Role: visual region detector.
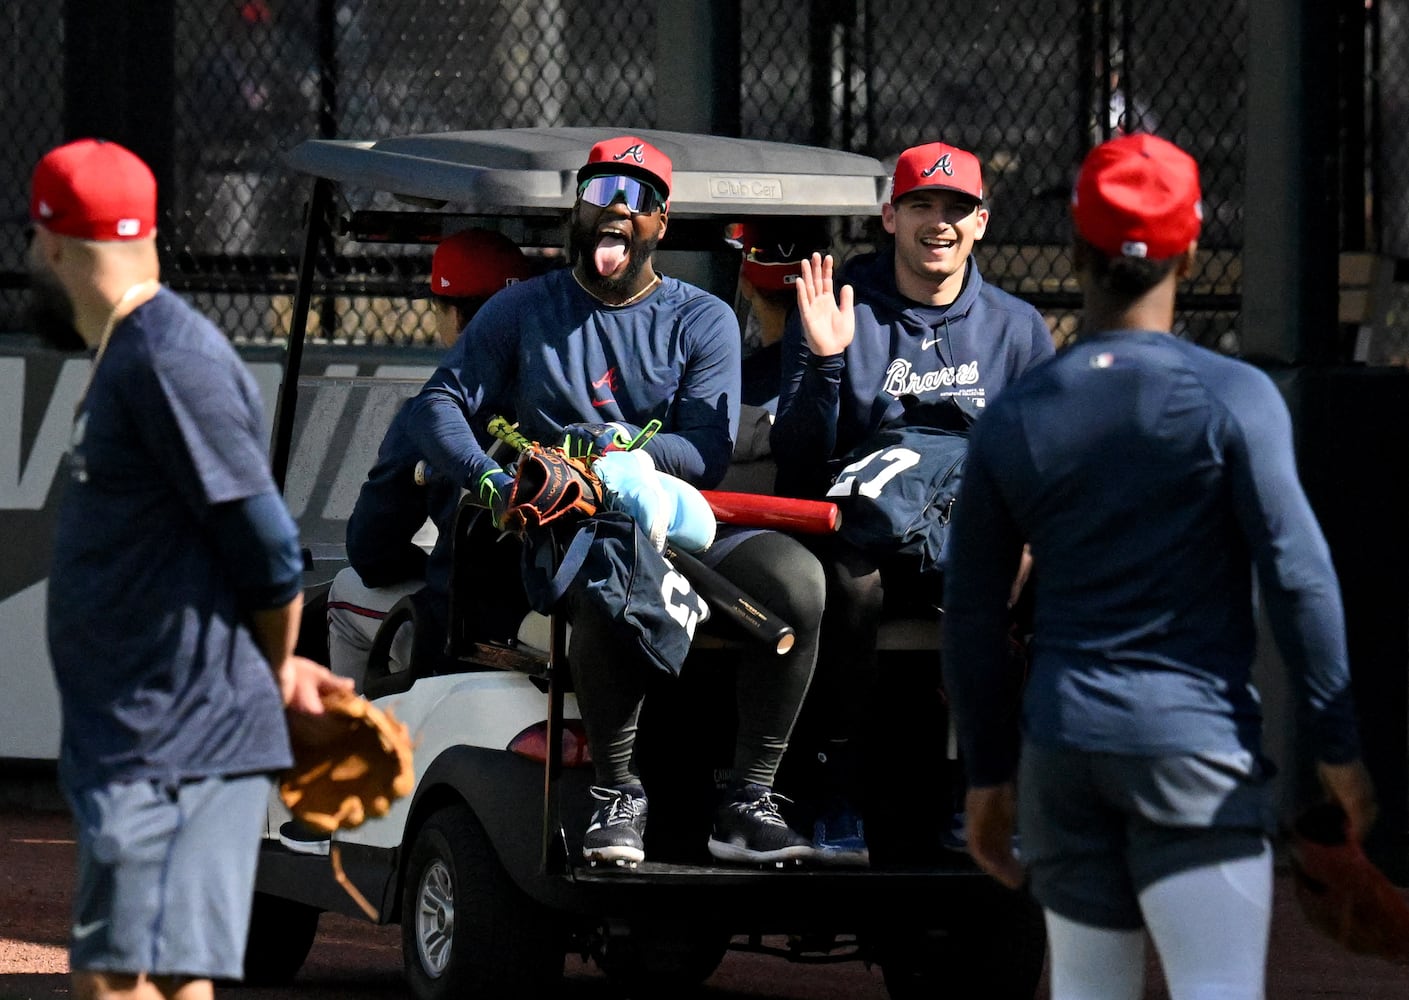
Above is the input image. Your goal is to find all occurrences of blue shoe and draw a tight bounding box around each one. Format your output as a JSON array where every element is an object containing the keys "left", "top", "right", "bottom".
[{"left": 812, "top": 801, "right": 869, "bottom": 867}]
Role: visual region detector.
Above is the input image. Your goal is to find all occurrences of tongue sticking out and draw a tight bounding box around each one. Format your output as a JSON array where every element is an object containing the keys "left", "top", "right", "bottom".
[{"left": 594, "top": 235, "right": 628, "bottom": 277}]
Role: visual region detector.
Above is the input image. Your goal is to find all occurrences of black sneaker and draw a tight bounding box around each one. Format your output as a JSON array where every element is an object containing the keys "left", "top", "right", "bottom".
[
  {"left": 582, "top": 784, "right": 648, "bottom": 866},
  {"left": 278, "top": 819, "right": 331, "bottom": 856},
  {"left": 707, "top": 783, "right": 814, "bottom": 865}
]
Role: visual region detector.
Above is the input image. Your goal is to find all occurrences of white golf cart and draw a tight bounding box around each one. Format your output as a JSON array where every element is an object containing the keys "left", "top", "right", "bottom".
[{"left": 249, "top": 126, "right": 1046, "bottom": 1000}]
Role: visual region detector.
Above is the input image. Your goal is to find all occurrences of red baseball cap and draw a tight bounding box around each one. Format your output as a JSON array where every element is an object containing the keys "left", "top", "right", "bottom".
[
  {"left": 430, "top": 229, "right": 532, "bottom": 299},
  {"left": 725, "top": 219, "right": 830, "bottom": 293},
  {"left": 890, "top": 142, "right": 984, "bottom": 204},
  {"left": 30, "top": 138, "right": 157, "bottom": 241},
  {"left": 578, "top": 135, "right": 672, "bottom": 200},
  {"left": 1071, "top": 133, "right": 1202, "bottom": 260}
]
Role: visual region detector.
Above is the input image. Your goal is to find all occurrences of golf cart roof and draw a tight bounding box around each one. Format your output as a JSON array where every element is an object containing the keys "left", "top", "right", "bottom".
[{"left": 284, "top": 126, "right": 888, "bottom": 217}]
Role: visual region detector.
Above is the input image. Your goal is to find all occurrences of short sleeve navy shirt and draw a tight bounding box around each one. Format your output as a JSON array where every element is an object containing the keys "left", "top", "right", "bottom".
[{"left": 47, "top": 290, "right": 292, "bottom": 790}]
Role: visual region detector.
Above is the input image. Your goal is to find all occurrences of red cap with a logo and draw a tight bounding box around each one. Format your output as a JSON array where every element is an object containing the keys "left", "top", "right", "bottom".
[
  {"left": 1071, "top": 133, "right": 1202, "bottom": 260},
  {"left": 890, "top": 142, "right": 984, "bottom": 204},
  {"left": 430, "top": 229, "right": 532, "bottom": 299},
  {"left": 578, "top": 135, "right": 673, "bottom": 200},
  {"left": 725, "top": 219, "right": 830, "bottom": 294},
  {"left": 30, "top": 138, "right": 157, "bottom": 241}
]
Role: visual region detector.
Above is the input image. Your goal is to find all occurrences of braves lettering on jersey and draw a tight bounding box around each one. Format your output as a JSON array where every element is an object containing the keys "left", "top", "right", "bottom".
[{"left": 771, "top": 252, "right": 1053, "bottom": 498}]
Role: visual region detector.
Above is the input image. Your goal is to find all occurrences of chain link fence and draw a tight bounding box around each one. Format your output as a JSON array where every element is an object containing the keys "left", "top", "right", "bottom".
[
  {"left": 1363, "top": 0, "right": 1409, "bottom": 364},
  {"left": 0, "top": 0, "right": 65, "bottom": 333},
  {"left": 1, "top": 0, "right": 1403, "bottom": 360},
  {"left": 1382, "top": 0, "right": 1409, "bottom": 259}
]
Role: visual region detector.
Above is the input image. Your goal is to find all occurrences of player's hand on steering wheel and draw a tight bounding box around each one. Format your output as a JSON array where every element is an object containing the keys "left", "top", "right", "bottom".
[{"left": 795, "top": 252, "right": 855, "bottom": 358}]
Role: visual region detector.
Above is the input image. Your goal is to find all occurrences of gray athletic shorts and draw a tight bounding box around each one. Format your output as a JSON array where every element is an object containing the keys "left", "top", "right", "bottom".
[
  {"left": 1018, "top": 742, "right": 1275, "bottom": 930},
  {"left": 66, "top": 772, "right": 272, "bottom": 980}
]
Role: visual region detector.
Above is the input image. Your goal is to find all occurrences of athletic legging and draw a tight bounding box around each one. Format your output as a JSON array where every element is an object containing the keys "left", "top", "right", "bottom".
[
  {"left": 569, "top": 529, "right": 824, "bottom": 789},
  {"left": 1044, "top": 843, "right": 1273, "bottom": 1000}
]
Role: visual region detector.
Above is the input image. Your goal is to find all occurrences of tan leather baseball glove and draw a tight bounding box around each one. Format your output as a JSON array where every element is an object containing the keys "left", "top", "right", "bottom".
[{"left": 280, "top": 689, "right": 415, "bottom": 834}]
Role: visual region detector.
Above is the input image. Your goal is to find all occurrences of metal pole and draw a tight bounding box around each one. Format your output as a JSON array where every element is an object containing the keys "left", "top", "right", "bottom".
[
  {"left": 655, "top": 0, "right": 741, "bottom": 135},
  {"left": 1242, "top": 0, "right": 1339, "bottom": 363},
  {"left": 269, "top": 177, "right": 332, "bottom": 491},
  {"left": 543, "top": 610, "right": 569, "bottom": 875}
]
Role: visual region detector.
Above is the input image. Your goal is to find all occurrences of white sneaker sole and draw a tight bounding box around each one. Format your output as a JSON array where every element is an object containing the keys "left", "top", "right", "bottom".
[
  {"left": 706, "top": 838, "right": 815, "bottom": 864},
  {"left": 279, "top": 831, "right": 332, "bottom": 856},
  {"left": 583, "top": 844, "right": 645, "bottom": 865},
  {"left": 812, "top": 845, "right": 870, "bottom": 867}
]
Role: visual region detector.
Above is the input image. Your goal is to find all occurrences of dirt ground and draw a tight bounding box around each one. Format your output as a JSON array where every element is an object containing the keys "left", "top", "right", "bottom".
[{"left": 6, "top": 803, "right": 1409, "bottom": 999}]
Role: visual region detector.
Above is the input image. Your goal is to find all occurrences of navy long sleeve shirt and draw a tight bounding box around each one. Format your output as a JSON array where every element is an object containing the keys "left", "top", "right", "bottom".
[
  {"left": 941, "top": 331, "right": 1361, "bottom": 786},
  {"left": 405, "top": 268, "right": 740, "bottom": 492}
]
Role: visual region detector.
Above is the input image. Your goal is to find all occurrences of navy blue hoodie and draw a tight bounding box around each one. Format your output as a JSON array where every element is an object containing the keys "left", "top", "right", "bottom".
[{"left": 771, "top": 251, "right": 1053, "bottom": 497}]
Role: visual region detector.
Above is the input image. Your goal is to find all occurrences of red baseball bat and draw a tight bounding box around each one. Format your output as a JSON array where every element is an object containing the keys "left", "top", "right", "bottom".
[{"left": 699, "top": 491, "right": 841, "bottom": 535}]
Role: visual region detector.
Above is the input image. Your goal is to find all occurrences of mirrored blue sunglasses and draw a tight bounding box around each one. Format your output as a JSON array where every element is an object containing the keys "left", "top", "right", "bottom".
[{"left": 577, "top": 174, "right": 664, "bottom": 214}]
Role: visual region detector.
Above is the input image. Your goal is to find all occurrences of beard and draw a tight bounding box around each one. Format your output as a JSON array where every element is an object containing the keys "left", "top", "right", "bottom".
[
  {"left": 569, "top": 213, "right": 661, "bottom": 300},
  {"left": 25, "top": 266, "right": 84, "bottom": 351}
]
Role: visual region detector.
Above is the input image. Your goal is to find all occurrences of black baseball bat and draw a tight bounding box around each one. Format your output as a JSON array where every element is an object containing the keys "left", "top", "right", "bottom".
[{"left": 665, "top": 545, "right": 795, "bottom": 656}]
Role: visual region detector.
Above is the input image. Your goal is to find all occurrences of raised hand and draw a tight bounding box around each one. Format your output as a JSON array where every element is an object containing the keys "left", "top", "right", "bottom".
[{"left": 795, "top": 252, "right": 855, "bottom": 357}]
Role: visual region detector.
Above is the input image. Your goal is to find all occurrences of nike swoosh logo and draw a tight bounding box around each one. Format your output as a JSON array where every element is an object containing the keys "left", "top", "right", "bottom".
[
  {"left": 921, "top": 337, "right": 943, "bottom": 350},
  {"left": 72, "top": 918, "right": 108, "bottom": 941},
  {"left": 591, "top": 398, "right": 615, "bottom": 408}
]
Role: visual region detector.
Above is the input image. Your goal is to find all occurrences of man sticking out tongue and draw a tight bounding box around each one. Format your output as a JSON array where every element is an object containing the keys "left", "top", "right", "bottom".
[
  {"left": 594, "top": 235, "right": 629, "bottom": 279},
  {"left": 571, "top": 135, "right": 671, "bottom": 305},
  {"left": 402, "top": 132, "right": 826, "bottom": 869}
]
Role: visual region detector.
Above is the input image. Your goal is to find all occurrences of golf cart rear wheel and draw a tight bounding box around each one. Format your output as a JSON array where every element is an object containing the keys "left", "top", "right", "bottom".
[{"left": 400, "top": 804, "right": 564, "bottom": 1000}]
